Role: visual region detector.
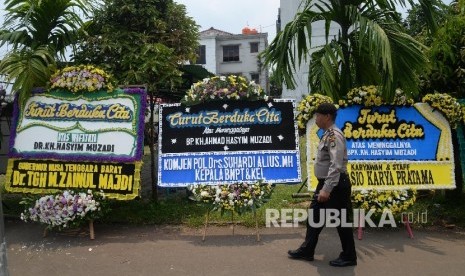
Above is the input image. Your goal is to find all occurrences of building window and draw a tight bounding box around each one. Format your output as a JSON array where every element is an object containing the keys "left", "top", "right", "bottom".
[
  {"left": 196, "top": 45, "right": 206, "bottom": 64},
  {"left": 221, "top": 73, "right": 242, "bottom": 77},
  {"left": 223, "top": 45, "right": 240, "bottom": 62},
  {"left": 250, "top": 73, "right": 259, "bottom": 84},
  {"left": 250, "top": 42, "right": 259, "bottom": 53}
]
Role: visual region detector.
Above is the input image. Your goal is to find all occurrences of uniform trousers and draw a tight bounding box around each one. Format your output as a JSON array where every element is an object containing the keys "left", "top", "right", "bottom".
[{"left": 300, "top": 173, "right": 357, "bottom": 260}]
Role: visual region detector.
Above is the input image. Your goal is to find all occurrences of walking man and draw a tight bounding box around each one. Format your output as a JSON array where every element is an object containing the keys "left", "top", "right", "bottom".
[{"left": 288, "top": 103, "right": 357, "bottom": 267}]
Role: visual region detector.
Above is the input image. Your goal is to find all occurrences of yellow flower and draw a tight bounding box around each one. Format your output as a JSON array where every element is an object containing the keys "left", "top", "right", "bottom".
[
  {"left": 296, "top": 93, "right": 333, "bottom": 130},
  {"left": 182, "top": 75, "right": 265, "bottom": 105},
  {"left": 422, "top": 93, "right": 462, "bottom": 129},
  {"left": 50, "top": 65, "right": 114, "bottom": 94}
]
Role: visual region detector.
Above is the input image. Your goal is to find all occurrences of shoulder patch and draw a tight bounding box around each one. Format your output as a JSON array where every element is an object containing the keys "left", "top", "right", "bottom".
[
  {"left": 327, "top": 129, "right": 336, "bottom": 143},
  {"left": 327, "top": 128, "right": 343, "bottom": 147}
]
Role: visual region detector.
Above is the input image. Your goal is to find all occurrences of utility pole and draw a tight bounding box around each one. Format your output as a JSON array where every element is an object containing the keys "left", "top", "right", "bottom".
[{"left": 0, "top": 85, "right": 9, "bottom": 275}]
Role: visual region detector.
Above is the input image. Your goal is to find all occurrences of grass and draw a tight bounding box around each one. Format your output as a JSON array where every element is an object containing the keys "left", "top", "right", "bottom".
[
  {"left": 407, "top": 190, "right": 465, "bottom": 228},
  {"left": 2, "top": 141, "right": 465, "bottom": 229},
  {"left": 4, "top": 184, "right": 465, "bottom": 229},
  {"left": 2, "top": 184, "right": 309, "bottom": 228}
]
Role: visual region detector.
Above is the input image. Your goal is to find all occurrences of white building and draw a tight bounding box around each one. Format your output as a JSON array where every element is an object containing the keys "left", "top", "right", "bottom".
[
  {"left": 278, "top": 0, "right": 339, "bottom": 100},
  {"left": 195, "top": 27, "right": 269, "bottom": 94}
]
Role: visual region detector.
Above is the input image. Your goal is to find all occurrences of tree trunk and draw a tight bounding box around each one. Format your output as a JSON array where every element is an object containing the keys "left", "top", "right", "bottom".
[
  {"left": 340, "top": 23, "right": 351, "bottom": 100},
  {"left": 149, "top": 90, "right": 158, "bottom": 201}
]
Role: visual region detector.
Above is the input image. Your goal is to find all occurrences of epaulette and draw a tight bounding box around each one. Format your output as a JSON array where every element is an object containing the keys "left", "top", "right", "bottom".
[{"left": 327, "top": 128, "right": 337, "bottom": 147}]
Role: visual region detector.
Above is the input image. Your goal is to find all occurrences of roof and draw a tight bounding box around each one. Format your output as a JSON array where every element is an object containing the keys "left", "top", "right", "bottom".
[{"left": 200, "top": 27, "right": 233, "bottom": 36}]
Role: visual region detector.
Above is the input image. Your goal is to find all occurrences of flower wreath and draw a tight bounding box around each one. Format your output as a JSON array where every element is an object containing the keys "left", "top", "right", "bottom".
[
  {"left": 20, "top": 189, "right": 109, "bottom": 230},
  {"left": 181, "top": 75, "right": 267, "bottom": 105},
  {"left": 421, "top": 93, "right": 463, "bottom": 129},
  {"left": 296, "top": 93, "right": 334, "bottom": 131},
  {"left": 189, "top": 181, "right": 274, "bottom": 215},
  {"left": 342, "top": 85, "right": 415, "bottom": 107},
  {"left": 298, "top": 86, "right": 419, "bottom": 218},
  {"left": 184, "top": 75, "right": 273, "bottom": 214},
  {"left": 296, "top": 86, "right": 415, "bottom": 131},
  {"left": 50, "top": 65, "right": 115, "bottom": 93},
  {"left": 352, "top": 189, "right": 417, "bottom": 215}
]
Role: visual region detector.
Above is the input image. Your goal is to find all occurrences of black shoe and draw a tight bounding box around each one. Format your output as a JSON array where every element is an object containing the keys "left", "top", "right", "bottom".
[
  {"left": 288, "top": 249, "right": 314, "bottom": 261},
  {"left": 329, "top": 257, "right": 357, "bottom": 267}
]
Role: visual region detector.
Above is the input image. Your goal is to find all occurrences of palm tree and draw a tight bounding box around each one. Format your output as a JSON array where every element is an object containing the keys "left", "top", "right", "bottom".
[
  {"left": 0, "top": 0, "right": 92, "bottom": 103},
  {"left": 262, "top": 0, "right": 440, "bottom": 101}
]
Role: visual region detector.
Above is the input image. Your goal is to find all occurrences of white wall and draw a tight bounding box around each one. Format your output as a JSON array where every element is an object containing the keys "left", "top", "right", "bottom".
[
  {"left": 279, "top": 0, "right": 339, "bottom": 101},
  {"left": 200, "top": 37, "right": 218, "bottom": 74},
  {"left": 200, "top": 32, "right": 269, "bottom": 93}
]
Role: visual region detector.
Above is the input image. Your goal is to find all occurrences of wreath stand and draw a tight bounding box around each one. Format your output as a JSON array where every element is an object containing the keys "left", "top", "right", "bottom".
[
  {"left": 202, "top": 210, "right": 261, "bottom": 242},
  {"left": 357, "top": 210, "right": 414, "bottom": 240},
  {"left": 43, "top": 220, "right": 95, "bottom": 240}
]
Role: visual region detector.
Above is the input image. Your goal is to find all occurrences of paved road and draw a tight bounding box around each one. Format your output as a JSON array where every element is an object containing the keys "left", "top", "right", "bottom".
[{"left": 4, "top": 219, "right": 465, "bottom": 276}]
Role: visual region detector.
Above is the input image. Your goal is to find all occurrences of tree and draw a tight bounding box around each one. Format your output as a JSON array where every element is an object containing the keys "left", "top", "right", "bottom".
[
  {"left": 73, "top": 0, "right": 199, "bottom": 97},
  {"left": 73, "top": 0, "right": 199, "bottom": 200},
  {"left": 403, "top": 0, "right": 465, "bottom": 197},
  {"left": 269, "top": 70, "right": 283, "bottom": 98},
  {"left": 262, "top": 0, "right": 440, "bottom": 102},
  {"left": 403, "top": 1, "right": 451, "bottom": 46},
  {"left": 420, "top": 0, "right": 465, "bottom": 98},
  {"left": 0, "top": 0, "right": 92, "bottom": 103}
]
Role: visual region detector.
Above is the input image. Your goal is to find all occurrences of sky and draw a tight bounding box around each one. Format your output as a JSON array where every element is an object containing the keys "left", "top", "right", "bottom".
[
  {"left": 0, "top": 0, "right": 456, "bottom": 58},
  {"left": 175, "top": 0, "right": 454, "bottom": 42},
  {"left": 176, "top": 0, "right": 281, "bottom": 41},
  {"left": 0, "top": 0, "right": 456, "bottom": 77}
]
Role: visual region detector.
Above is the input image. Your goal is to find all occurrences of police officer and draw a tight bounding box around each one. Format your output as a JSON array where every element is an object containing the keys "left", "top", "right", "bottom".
[{"left": 288, "top": 102, "right": 357, "bottom": 267}]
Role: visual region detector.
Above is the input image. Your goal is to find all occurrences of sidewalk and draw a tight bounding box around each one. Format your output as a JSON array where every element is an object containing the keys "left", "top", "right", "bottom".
[{"left": 4, "top": 219, "right": 465, "bottom": 276}]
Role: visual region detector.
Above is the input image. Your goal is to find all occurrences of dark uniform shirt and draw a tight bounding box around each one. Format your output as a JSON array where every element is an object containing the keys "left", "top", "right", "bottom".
[{"left": 314, "top": 124, "right": 348, "bottom": 193}]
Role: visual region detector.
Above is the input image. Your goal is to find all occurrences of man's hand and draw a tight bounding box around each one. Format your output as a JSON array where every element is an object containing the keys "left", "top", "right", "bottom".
[{"left": 318, "top": 190, "right": 330, "bottom": 203}]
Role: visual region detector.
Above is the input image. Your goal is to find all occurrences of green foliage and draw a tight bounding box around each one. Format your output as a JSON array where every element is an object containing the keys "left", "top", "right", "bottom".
[
  {"left": 0, "top": 0, "right": 92, "bottom": 102},
  {"left": 72, "top": 0, "right": 199, "bottom": 99},
  {"left": 179, "top": 65, "right": 215, "bottom": 96},
  {"left": 269, "top": 70, "right": 283, "bottom": 98},
  {"left": 101, "top": 185, "right": 303, "bottom": 227},
  {"left": 421, "top": 1, "right": 465, "bottom": 98},
  {"left": 0, "top": 47, "right": 56, "bottom": 102},
  {"left": 4, "top": 184, "right": 465, "bottom": 228},
  {"left": 0, "top": 0, "right": 90, "bottom": 55},
  {"left": 403, "top": 1, "right": 451, "bottom": 45},
  {"left": 262, "top": 0, "right": 439, "bottom": 102}
]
